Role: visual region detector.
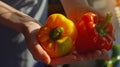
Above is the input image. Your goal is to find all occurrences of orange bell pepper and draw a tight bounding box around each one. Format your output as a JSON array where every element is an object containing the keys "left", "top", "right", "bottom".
[{"left": 37, "top": 14, "right": 77, "bottom": 58}]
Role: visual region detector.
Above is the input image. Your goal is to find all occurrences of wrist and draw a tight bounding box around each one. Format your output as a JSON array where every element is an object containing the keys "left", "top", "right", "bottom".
[
  {"left": 0, "top": 11, "right": 36, "bottom": 32},
  {"left": 0, "top": 1, "right": 38, "bottom": 33},
  {"left": 21, "top": 20, "right": 41, "bottom": 37}
]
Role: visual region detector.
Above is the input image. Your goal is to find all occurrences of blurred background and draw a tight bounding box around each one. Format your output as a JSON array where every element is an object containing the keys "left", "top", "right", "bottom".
[{"left": 48, "top": 0, "right": 65, "bottom": 15}]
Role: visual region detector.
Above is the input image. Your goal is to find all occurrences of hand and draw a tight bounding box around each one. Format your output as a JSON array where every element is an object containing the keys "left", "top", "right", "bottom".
[
  {"left": 22, "top": 21, "right": 79, "bottom": 65},
  {"left": 0, "top": 1, "right": 51, "bottom": 64},
  {"left": 22, "top": 21, "right": 51, "bottom": 64},
  {"left": 75, "top": 49, "right": 110, "bottom": 61},
  {"left": 49, "top": 49, "right": 110, "bottom": 66},
  {"left": 22, "top": 16, "right": 110, "bottom": 66}
]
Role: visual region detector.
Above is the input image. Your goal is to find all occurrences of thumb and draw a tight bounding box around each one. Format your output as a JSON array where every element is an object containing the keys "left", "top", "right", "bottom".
[{"left": 30, "top": 43, "right": 51, "bottom": 64}]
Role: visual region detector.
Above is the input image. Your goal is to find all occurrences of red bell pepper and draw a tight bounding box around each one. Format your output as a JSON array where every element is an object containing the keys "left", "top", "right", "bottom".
[{"left": 75, "top": 12, "right": 115, "bottom": 54}]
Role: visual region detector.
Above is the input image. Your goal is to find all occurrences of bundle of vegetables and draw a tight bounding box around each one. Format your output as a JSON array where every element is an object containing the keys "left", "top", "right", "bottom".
[{"left": 37, "top": 12, "right": 115, "bottom": 58}]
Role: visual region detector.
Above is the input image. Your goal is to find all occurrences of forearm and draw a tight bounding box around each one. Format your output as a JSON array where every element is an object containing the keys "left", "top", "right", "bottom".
[{"left": 0, "top": 1, "right": 35, "bottom": 33}]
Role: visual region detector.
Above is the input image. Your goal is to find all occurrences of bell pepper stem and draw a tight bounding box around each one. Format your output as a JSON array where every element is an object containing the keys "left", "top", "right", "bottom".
[
  {"left": 49, "top": 27, "right": 64, "bottom": 40},
  {"left": 98, "top": 12, "right": 112, "bottom": 35},
  {"left": 101, "top": 12, "right": 112, "bottom": 29}
]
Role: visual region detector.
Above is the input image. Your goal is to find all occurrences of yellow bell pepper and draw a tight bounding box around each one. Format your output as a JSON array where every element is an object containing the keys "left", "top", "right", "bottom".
[{"left": 37, "top": 14, "right": 77, "bottom": 58}]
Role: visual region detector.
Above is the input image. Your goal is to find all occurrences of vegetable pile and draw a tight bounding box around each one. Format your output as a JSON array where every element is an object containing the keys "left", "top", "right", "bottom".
[{"left": 37, "top": 12, "right": 115, "bottom": 58}]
